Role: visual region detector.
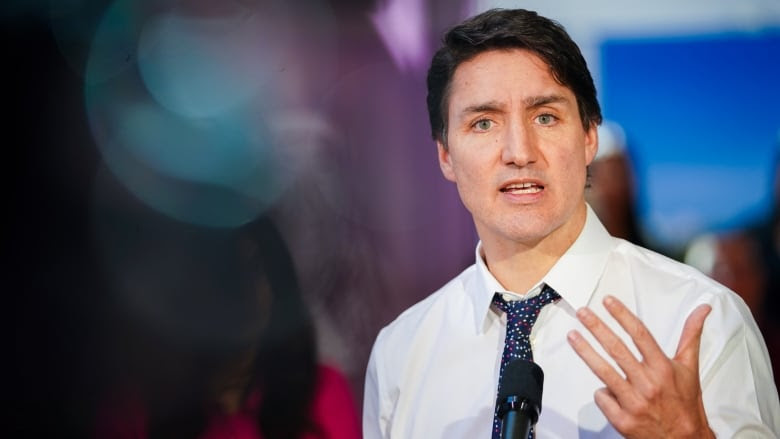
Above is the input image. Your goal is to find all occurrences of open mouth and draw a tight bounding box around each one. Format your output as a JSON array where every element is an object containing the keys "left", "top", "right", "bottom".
[{"left": 500, "top": 182, "right": 544, "bottom": 194}]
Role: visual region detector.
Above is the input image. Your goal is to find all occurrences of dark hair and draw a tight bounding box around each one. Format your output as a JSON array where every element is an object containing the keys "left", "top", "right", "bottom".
[
  {"left": 426, "top": 8, "right": 602, "bottom": 144},
  {"left": 247, "top": 217, "right": 320, "bottom": 439}
]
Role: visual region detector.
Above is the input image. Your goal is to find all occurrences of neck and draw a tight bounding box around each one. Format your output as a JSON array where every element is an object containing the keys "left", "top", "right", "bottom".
[{"left": 481, "top": 204, "right": 587, "bottom": 294}]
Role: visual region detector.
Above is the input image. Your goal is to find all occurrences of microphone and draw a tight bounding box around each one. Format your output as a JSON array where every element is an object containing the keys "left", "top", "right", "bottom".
[{"left": 496, "top": 359, "right": 544, "bottom": 439}]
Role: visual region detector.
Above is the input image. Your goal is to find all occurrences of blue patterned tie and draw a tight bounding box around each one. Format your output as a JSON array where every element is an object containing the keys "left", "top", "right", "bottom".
[{"left": 491, "top": 284, "right": 561, "bottom": 439}]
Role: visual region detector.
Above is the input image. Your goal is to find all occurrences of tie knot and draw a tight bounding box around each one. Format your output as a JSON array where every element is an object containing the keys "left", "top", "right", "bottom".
[{"left": 492, "top": 284, "right": 561, "bottom": 324}]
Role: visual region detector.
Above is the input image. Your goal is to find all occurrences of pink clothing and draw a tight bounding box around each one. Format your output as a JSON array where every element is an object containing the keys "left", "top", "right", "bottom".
[{"left": 96, "top": 364, "right": 361, "bottom": 439}]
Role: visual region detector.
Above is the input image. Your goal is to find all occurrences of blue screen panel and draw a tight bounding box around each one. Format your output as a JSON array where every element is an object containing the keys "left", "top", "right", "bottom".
[{"left": 600, "top": 31, "right": 780, "bottom": 251}]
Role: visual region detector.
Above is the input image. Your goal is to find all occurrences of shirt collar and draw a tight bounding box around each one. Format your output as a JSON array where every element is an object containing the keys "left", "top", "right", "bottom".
[{"left": 471, "top": 203, "right": 615, "bottom": 334}]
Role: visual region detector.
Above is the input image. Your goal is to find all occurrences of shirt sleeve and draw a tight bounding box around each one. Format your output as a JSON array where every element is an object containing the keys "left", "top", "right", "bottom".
[
  {"left": 699, "top": 293, "right": 780, "bottom": 437},
  {"left": 363, "top": 331, "right": 389, "bottom": 439}
]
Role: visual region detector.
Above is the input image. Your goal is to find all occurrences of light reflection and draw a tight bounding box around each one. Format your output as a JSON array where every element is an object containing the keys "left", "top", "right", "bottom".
[{"left": 83, "top": 0, "right": 337, "bottom": 228}]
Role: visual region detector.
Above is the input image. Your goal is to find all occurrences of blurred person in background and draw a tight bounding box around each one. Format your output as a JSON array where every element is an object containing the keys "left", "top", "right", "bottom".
[
  {"left": 92, "top": 174, "right": 361, "bottom": 439},
  {"left": 5, "top": 2, "right": 477, "bottom": 434},
  {"left": 685, "top": 231, "right": 768, "bottom": 314},
  {"left": 586, "top": 120, "right": 647, "bottom": 248}
]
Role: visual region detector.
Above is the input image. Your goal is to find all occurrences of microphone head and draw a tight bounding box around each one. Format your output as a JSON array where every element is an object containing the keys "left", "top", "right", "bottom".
[{"left": 497, "top": 359, "right": 544, "bottom": 411}]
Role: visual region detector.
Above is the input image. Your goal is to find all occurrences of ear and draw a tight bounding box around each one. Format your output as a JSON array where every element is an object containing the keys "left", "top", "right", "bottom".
[
  {"left": 584, "top": 122, "right": 599, "bottom": 166},
  {"left": 437, "top": 140, "right": 456, "bottom": 182}
]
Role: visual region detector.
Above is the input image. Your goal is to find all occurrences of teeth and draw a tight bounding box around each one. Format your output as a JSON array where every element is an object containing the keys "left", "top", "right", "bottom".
[
  {"left": 503, "top": 182, "right": 542, "bottom": 193},
  {"left": 506, "top": 182, "right": 535, "bottom": 190}
]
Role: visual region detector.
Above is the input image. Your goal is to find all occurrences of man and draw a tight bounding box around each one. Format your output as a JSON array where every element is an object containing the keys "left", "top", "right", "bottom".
[{"left": 363, "top": 8, "right": 780, "bottom": 438}]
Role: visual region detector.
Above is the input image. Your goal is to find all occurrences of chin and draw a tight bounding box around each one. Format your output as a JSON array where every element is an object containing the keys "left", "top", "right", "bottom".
[{"left": 502, "top": 223, "right": 552, "bottom": 244}]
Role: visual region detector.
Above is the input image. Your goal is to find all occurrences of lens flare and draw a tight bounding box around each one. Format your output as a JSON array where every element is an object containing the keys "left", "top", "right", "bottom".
[{"left": 83, "top": 0, "right": 337, "bottom": 228}]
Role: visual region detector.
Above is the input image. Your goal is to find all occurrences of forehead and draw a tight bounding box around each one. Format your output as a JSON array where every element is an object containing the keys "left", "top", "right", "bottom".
[{"left": 448, "top": 48, "right": 572, "bottom": 110}]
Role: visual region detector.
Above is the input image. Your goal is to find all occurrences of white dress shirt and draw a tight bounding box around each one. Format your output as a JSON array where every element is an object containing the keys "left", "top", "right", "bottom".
[{"left": 363, "top": 205, "right": 780, "bottom": 438}]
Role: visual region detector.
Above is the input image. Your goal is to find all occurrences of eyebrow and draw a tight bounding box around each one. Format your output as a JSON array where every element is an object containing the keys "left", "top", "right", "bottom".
[
  {"left": 457, "top": 94, "right": 570, "bottom": 118},
  {"left": 524, "top": 94, "right": 569, "bottom": 108},
  {"left": 458, "top": 100, "right": 505, "bottom": 117}
]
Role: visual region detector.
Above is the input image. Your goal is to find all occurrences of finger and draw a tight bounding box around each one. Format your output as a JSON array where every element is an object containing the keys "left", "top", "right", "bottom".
[
  {"left": 602, "top": 295, "right": 666, "bottom": 368},
  {"left": 575, "top": 306, "right": 645, "bottom": 383},
  {"left": 593, "top": 388, "right": 625, "bottom": 426},
  {"left": 594, "top": 388, "right": 635, "bottom": 435},
  {"left": 674, "top": 304, "right": 712, "bottom": 369},
  {"left": 567, "top": 329, "right": 636, "bottom": 401}
]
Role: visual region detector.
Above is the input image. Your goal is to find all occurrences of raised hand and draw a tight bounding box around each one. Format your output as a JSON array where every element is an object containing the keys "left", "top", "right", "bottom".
[{"left": 567, "top": 295, "right": 714, "bottom": 438}]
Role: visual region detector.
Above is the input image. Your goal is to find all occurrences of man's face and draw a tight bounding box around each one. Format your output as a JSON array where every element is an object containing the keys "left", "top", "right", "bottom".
[{"left": 438, "top": 49, "right": 598, "bottom": 249}]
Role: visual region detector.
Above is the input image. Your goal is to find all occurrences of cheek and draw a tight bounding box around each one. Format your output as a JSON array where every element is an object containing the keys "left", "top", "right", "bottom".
[
  {"left": 448, "top": 145, "right": 486, "bottom": 180},
  {"left": 555, "top": 153, "right": 589, "bottom": 193},
  {"left": 449, "top": 156, "right": 490, "bottom": 201},
  {"left": 556, "top": 148, "right": 586, "bottom": 174},
  {"left": 451, "top": 166, "right": 480, "bottom": 197}
]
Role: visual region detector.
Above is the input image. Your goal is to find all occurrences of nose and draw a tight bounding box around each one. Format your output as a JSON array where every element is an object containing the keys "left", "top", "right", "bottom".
[{"left": 501, "top": 121, "right": 538, "bottom": 167}]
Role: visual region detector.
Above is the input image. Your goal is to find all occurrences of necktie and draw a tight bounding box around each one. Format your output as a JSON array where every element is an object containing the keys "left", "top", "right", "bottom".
[{"left": 491, "top": 284, "right": 561, "bottom": 439}]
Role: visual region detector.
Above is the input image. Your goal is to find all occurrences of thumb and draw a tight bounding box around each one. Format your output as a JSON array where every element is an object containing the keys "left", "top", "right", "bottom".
[{"left": 674, "top": 304, "right": 712, "bottom": 368}]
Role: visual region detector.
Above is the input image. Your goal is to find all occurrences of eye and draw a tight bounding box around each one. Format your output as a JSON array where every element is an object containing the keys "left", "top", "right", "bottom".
[
  {"left": 536, "top": 114, "right": 558, "bottom": 125},
  {"left": 473, "top": 119, "right": 494, "bottom": 131}
]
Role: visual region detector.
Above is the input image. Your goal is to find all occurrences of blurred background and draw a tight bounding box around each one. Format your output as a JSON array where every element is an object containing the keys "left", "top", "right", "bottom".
[{"left": 4, "top": 0, "right": 779, "bottom": 436}]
